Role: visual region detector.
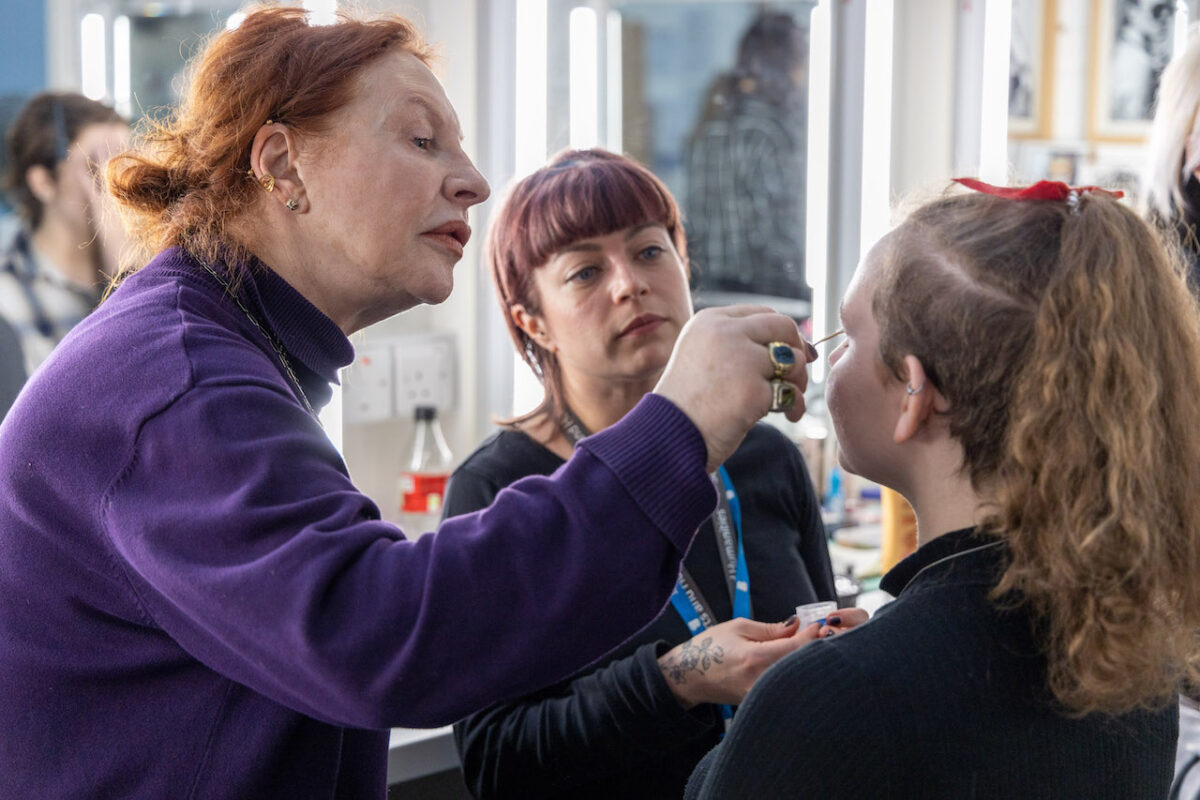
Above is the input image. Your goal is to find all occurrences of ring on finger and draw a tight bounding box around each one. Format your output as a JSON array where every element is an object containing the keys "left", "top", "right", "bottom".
[
  {"left": 766, "top": 341, "right": 796, "bottom": 380},
  {"left": 769, "top": 379, "right": 795, "bottom": 413}
]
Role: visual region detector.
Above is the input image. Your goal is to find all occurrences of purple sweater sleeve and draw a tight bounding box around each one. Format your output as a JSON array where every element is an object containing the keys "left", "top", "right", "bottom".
[{"left": 102, "top": 381, "right": 716, "bottom": 729}]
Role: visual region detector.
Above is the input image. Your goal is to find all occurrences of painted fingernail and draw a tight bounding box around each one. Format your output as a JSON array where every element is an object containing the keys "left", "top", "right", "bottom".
[
  {"left": 827, "top": 615, "right": 842, "bottom": 626},
  {"left": 823, "top": 629, "right": 836, "bottom": 638},
  {"left": 783, "top": 614, "right": 797, "bottom": 626},
  {"left": 804, "top": 340, "right": 818, "bottom": 361}
]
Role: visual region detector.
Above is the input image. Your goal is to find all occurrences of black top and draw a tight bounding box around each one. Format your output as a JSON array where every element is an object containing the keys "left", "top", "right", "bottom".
[
  {"left": 443, "top": 423, "right": 835, "bottom": 800},
  {"left": 685, "top": 528, "right": 1179, "bottom": 799}
]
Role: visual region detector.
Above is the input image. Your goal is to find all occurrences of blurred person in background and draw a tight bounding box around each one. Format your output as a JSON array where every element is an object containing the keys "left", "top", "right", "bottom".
[
  {"left": 0, "top": 92, "right": 128, "bottom": 382},
  {"left": 685, "top": 9, "right": 810, "bottom": 308}
]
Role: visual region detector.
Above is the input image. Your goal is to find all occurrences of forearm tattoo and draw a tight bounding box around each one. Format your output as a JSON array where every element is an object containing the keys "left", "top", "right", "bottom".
[{"left": 662, "top": 636, "right": 725, "bottom": 684}]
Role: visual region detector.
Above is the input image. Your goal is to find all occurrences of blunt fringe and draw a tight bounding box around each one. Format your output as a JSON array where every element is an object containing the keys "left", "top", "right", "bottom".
[
  {"left": 875, "top": 189, "right": 1200, "bottom": 715},
  {"left": 487, "top": 148, "right": 687, "bottom": 424},
  {"left": 105, "top": 4, "right": 433, "bottom": 275}
]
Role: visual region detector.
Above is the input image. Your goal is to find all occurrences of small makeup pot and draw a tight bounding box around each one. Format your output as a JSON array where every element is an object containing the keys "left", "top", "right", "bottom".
[{"left": 796, "top": 601, "right": 839, "bottom": 628}]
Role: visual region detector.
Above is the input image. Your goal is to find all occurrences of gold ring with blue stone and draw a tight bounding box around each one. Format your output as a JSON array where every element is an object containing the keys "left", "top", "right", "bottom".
[
  {"left": 770, "top": 379, "right": 795, "bottom": 413},
  {"left": 767, "top": 341, "right": 796, "bottom": 380}
]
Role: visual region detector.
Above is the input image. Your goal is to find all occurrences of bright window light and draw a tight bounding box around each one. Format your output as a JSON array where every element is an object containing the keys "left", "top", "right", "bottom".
[
  {"left": 979, "top": 0, "right": 1012, "bottom": 183},
  {"left": 81, "top": 14, "right": 107, "bottom": 101},
  {"left": 806, "top": 1, "right": 832, "bottom": 382},
  {"left": 570, "top": 7, "right": 599, "bottom": 149},
  {"left": 113, "top": 16, "right": 131, "bottom": 117},
  {"left": 513, "top": 0, "right": 550, "bottom": 414},
  {"left": 226, "top": 11, "right": 248, "bottom": 30},
  {"left": 512, "top": 363, "right": 544, "bottom": 418},
  {"left": 515, "top": 0, "right": 548, "bottom": 178},
  {"left": 303, "top": 0, "right": 337, "bottom": 27},
  {"left": 606, "top": 11, "right": 623, "bottom": 152},
  {"left": 319, "top": 384, "right": 344, "bottom": 453},
  {"left": 860, "top": 0, "right": 894, "bottom": 255},
  {"left": 1175, "top": 1, "right": 1189, "bottom": 57}
]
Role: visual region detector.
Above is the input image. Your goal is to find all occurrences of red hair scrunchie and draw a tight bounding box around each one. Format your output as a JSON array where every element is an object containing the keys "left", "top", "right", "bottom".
[{"left": 953, "top": 177, "right": 1124, "bottom": 203}]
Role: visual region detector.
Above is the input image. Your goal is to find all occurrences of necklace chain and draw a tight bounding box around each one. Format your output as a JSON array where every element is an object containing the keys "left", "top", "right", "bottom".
[
  {"left": 907, "top": 540, "right": 1004, "bottom": 587},
  {"left": 199, "top": 262, "right": 317, "bottom": 418}
]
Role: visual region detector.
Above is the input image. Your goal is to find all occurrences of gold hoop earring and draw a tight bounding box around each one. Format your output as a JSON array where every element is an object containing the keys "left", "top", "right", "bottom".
[{"left": 259, "top": 173, "right": 276, "bottom": 193}]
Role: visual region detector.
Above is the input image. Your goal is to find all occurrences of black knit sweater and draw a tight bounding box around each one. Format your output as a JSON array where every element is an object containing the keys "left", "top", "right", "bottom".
[{"left": 685, "top": 527, "right": 1178, "bottom": 799}]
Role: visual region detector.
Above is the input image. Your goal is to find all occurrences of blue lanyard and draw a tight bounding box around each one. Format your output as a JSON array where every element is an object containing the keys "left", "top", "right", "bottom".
[
  {"left": 669, "top": 467, "right": 749, "bottom": 627},
  {"left": 558, "top": 411, "right": 750, "bottom": 726},
  {"left": 668, "top": 466, "right": 749, "bottom": 727},
  {"left": 724, "top": 467, "right": 751, "bottom": 619}
]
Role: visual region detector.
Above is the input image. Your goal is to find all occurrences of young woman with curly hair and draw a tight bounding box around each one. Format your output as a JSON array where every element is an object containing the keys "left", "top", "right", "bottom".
[{"left": 686, "top": 181, "right": 1200, "bottom": 799}]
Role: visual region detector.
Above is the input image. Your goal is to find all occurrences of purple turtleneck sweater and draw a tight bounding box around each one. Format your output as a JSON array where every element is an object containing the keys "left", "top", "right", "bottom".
[{"left": 0, "top": 248, "right": 716, "bottom": 799}]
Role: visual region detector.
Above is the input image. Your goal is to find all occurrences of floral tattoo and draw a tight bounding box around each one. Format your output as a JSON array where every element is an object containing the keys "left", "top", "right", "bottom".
[{"left": 662, "top": 636, "right": 725, "bottom": 685}]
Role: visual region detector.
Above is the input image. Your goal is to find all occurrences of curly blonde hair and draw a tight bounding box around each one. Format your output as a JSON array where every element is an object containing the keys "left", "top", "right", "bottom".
[{"left": 875, "top": 188, "right": 1200, "bottom": 715}]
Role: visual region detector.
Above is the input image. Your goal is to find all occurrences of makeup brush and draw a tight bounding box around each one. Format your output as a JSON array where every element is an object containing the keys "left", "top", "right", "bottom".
[{"left": 810, "top": 329, "right": 844, "bottom": 346}]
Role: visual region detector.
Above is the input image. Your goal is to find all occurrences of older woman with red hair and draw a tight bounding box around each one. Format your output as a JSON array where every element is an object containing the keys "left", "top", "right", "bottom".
[{"left": 0, "top": 7, "right": 811, "bottom": 799}]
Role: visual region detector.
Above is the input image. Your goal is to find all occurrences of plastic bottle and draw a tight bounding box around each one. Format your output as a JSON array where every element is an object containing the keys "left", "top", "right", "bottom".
[
  {"left": 398, "top": 406, "right": 453, "bottom": 538},
  {"left": 795, "top": 600, "right": 838, "bottom": 628}
]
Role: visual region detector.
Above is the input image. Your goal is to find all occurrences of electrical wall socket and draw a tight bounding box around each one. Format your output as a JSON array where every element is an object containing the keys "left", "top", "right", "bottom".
[
  {"left": 393, "top": 333, "right": 456, "bottom": 414},
  {"left": 342, "top": 343, "right": 394, "bottom": 424}
]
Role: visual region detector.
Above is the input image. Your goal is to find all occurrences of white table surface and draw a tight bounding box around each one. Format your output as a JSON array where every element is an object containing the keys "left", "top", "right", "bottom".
[{"left": 388, "top": 726, "right": 459, "bottom": 784}]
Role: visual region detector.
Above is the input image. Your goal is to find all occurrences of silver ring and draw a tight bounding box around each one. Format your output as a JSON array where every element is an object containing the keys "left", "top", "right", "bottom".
[{"left": 769, "top": 379, "right": 795, "bottom": 413}]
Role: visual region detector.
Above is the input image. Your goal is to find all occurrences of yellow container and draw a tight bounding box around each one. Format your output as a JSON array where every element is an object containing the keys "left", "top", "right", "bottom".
[{"left": 879, "top": 488, "right": 917, "bottom": 573}]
